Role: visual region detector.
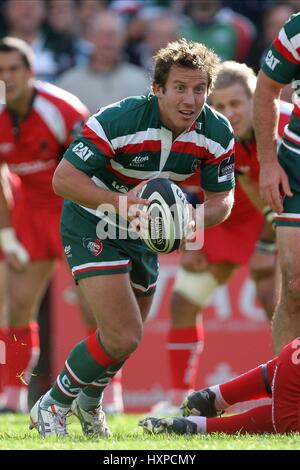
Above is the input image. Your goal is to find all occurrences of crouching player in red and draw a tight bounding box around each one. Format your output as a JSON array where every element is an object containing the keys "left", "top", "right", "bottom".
[{"left": 140, "top": 336, "right": 300, "bottom": 434}]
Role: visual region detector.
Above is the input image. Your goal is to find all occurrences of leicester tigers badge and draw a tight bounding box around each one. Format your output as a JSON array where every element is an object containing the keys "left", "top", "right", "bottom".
[{"left": 82, "top": 238, "right": 103, "bottom": 256}]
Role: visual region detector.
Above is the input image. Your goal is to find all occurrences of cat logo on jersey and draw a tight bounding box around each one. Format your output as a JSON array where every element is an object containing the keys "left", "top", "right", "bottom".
[
  {"left": 72, "top": 141, "right": 94, "bottom": 161},
  {"left": 265, "top": 50, "right": 280, "bottom": 71}
]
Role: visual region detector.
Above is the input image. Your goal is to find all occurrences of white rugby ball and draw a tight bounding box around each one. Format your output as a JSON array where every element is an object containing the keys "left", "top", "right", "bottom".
[{"left": 138, "top": 178, "right": 189, "bottom": 254}]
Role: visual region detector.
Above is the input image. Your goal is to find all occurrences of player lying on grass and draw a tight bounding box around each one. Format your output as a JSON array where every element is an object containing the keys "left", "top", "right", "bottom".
[{"left": 140, "top": 337, "right": 300, "bottom": 434}]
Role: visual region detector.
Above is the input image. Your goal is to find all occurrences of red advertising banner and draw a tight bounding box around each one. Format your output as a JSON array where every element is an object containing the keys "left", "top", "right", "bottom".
[{"left": 51, "top": 253, "right": 273, "bottom": 412}]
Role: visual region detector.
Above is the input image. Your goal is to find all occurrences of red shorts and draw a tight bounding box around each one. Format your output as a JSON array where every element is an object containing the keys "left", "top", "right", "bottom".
[
  {"left": 203, "top": 210, "right": 264, "bottom": 265},
  {"left": 11, "top": 199, "right": 63, "bottom": 261},
  {"left": 272, "top": 338, "right": 300, "bottom": 433}
]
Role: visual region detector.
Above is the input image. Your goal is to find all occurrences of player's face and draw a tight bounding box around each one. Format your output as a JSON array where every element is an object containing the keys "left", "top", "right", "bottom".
[
  {"left": 154, "top": 65, "right": 209, "bottom": 138},
  {"left": 211, "top": 83, "right": 253, "bottom": 139},
  {"left": 0, "top": 51, "right": 33, "bottom": 105}
]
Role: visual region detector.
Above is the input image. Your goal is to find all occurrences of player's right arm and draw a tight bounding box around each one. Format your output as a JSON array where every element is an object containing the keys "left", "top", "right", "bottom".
[
  {"left": 0, "top": 165, "right": 29, "bottom": 271},
  {"left": 53, "top": 158, "right": 120, "bottom": 210},
  {"left": 53, "top": 158, "right": 150, "bottom": 223},
  {"left": 253, "top": 14, "right": 300, "bottom": 213},
  {"left": 254, "top": 72, "right": 292, "bottom": 213}
]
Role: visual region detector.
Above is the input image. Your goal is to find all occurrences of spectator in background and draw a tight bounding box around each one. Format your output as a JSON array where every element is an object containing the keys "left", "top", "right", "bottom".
[
  {"left": 2, "top": 0, "right": 86, "bottom": 82},
  {"left": 58, "top": 10, "right": 149, "bottom": 113},
  {"left": 128, "top": 11, "right": 180, "bottom": 72},
  {"left": 248, "top": 2, "right": 295, "bottom": 72},
  {"left": 76, "top": 0, "right": 107, "bottom": 40},
  {"left": 45, "top": 0, "right": 92, "bottom": 68},
  {"left": 181, "top": 0, "right": 255, "bottom": 63},
  {"left": 247, "top": 2, "right": 295, "bottom": 103},
  {"left": 288, "top": 0, "right": 300, "bottom": 11},
  {"left": 224, "top": 0, "right": 265, "bottom": 28}
]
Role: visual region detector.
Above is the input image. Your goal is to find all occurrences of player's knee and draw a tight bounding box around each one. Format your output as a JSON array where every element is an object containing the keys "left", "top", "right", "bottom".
[
  {"left": 104, "top": 328, "right": 143, "bottom": 359},
  {"left": 173, "top": 268, "right": 218, "bottom": 308},
  {"left": 170, "top": 291, "right": 198, "bottom": 324},
  {"left": 8, "top": 296, "right": 33, "bottom": 325}
]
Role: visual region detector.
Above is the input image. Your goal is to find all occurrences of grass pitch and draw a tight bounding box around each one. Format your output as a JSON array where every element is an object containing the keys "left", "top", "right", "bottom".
[{"left": 0, "top": 412, "right": 299, "bottom": 450}]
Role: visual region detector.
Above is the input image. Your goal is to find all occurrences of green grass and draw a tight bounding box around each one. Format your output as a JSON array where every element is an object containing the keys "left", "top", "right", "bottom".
[{"left": 0, "top": 413, "right": 299, "bottom": 450}]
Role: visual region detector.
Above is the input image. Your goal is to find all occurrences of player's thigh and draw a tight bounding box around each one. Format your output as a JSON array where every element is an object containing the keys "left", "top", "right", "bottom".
[
  {"left": 272, "top": 337, "right": 300, "bottom": 433},
  {"left": 75, "top": 286, "right": 96, "bottom": 328},
  {"left": 78, "top": 273, "right": 142, "bottom": 335},
  {"left": 7, "top": 259, "right": 55, "bottom": 324}
]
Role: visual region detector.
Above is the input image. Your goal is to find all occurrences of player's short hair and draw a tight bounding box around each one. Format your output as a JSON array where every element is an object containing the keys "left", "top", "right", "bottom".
[
  {"left": 0, "top": 37, "right": 34, "bottom": 69},
  {"left": 213, "top": 61, "right": 257, "bottom": 97},
  {"left": 152, "top": 38, "right": 220, "bottom": 93}
]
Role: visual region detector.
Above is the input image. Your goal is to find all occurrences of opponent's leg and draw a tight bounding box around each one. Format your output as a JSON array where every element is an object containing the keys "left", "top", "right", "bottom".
[
  {"left": 165, "top": 259, "right": 235, "bottom": 410},
  {"left": 4, "top": 260, "right": 55, "bottom": 412},
  {"left": 181, "top": 358, "right": 276, "bottom": 417},
  {"left": 140, "top": 405, "right": 274, "bottom": 435},
  {"left": 0, "top": 261, "right": 7, "bottom": 405},
  {"left": 272, "top": 337, "right": 300, "bottom": 433}
]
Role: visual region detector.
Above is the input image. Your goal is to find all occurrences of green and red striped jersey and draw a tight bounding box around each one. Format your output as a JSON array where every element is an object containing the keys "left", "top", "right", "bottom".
[
  {"left": 261, "top": 12, "right": 300, "bottom": 153},
  {"left": 63, "top": 94, "right": 235, "bottom": 216}
]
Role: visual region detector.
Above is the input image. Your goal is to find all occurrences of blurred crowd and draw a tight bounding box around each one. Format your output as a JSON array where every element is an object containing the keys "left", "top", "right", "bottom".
[{"left": 0, "top": 0, "right": 298, "bottom": 110}]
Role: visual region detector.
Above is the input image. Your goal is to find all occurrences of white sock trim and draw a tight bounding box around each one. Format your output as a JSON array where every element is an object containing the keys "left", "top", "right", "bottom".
[
  {"left": 186, "top": 416, "right": 207, "bottom": 433},
  {"left": 210, "top": 385, "right": 230, "bottom": 411}
]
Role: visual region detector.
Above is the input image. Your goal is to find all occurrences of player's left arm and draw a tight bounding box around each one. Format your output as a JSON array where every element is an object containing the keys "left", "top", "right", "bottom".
[{"left": 202, "top": 188, "right": 234, "bottom": 228}]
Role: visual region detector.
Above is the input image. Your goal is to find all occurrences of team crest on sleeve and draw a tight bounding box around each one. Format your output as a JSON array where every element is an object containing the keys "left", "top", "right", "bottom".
[
  {"left": 82, "top": 238, "right": 103, "bottom": 256},
  {"left": 72, "top": 142, "right": 94, "bottom": 161},
  {"left": 218, "top": 155, "right": 234, "bottom": 183}
]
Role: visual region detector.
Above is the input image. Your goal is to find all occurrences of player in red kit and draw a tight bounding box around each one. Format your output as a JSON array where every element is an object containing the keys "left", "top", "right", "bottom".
[
  {"left": 140, "top": 336, "right": 300, "bottom": 434},
  {"left": 153, "top": 61, "right": 292, "bottom": 416},
  {"left": 0, "top": 37, "right": 88, "bottom": 412}
]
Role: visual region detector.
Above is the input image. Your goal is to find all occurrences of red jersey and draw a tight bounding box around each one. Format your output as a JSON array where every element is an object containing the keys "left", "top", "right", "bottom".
[
  {"left": 0, "top": 81, "right": 89, "bottom": 209},
  {"left": 181, "top": 101, "right": 292, "bottom": 265},
  {"left": 182, "top": 100, "right": 292, "bottom": 214},
  {"left": 232, "top": 100, "right": 292, "bottom": 219}
]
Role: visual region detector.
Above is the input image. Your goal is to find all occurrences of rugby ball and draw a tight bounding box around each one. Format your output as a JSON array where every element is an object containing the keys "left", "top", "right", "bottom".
[{"left": 138, "top": 178, "right": 189, "bottom": 254}]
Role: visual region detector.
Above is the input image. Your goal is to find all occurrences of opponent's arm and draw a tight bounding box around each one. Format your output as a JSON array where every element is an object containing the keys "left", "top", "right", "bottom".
[
  {"left": 0, "top": 165, "right": 29, "bottom": 270},
  {"left": 237, "top": 173, "right": 265, "bottom": 212}
]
